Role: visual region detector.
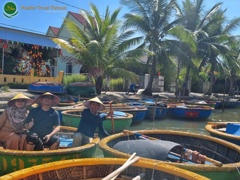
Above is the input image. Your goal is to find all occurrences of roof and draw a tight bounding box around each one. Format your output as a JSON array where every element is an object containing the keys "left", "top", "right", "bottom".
[
  {"left": 0, "top": 26, "right": 60, "bottom": 49},
  {"left": 68, "top": 12, "right": 87, "bottom": 25},
  {"left": 48, "top": 26, "right": 60, "bottom": 36}
]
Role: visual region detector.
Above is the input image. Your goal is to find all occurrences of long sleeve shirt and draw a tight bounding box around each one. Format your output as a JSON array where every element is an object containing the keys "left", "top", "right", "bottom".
[{"left": 76, "top": 109, "right": 109, "bottom": 138}]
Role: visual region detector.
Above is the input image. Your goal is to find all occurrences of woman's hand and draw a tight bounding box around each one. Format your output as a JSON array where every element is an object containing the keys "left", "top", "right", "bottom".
[{"left": 28, "top": 118, "right": 34, "bottom": 129}]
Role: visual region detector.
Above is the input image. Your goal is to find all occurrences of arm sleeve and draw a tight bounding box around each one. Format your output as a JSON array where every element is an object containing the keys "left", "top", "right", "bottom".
[
  {"left": 98, "top": 122, "right": 109, "bottom": 139},
  {"left": 53, "top": 110, "right": 60, "bottom": 126}
]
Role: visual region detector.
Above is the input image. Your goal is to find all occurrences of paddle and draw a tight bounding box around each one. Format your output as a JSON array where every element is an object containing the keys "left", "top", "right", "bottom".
[
  {"left": 109, "top": 101, "right": 115, "bottom": 134},
  {"left": 123, "top": 130, "right": 223, "bottom": 167},
  {"left": 102, "top": 152, "right": 139, "bottom": 180}
]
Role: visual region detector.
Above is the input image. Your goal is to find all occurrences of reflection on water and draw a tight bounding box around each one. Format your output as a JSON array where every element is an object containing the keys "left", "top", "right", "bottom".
[{"left": 95, "top": 108, "right": 240, "bottom": 157}]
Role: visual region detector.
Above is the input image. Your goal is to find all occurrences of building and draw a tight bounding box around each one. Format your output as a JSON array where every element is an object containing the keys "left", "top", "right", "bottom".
[{"left": 46, "top": 11, "right": 85, "bottom": 75}]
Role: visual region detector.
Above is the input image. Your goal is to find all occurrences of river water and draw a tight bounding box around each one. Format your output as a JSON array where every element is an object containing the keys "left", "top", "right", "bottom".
[
  {"left": 95, "top": 107, "right": 240, "bottom": 156},
  {"left": 130, "top": 108, "right": 240, "bottom": 134}
]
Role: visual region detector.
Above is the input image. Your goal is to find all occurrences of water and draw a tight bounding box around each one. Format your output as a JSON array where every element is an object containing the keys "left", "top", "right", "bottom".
[
  {"left": 131, "top": 108, "right": 240, "bottom": 134},
  {"left": 95, "top": 108, "right": 240, "bottom": 157}
]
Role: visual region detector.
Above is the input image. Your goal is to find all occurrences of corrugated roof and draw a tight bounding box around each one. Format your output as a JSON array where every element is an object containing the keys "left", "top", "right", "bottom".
[{"left": 0, "top": 26, "right": 60, "bottom": 49}]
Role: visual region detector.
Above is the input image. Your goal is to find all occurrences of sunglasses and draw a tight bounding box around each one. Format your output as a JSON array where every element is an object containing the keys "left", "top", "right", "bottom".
[
  {"left": 42, "top": 96, "right": 53, "bottom": 100},
  {"left": 16, "top": 99, "right": 26, "bottom": 102}
]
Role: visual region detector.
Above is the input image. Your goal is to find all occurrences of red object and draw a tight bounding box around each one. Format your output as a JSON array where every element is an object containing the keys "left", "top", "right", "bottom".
[
  {"left": 185, "top": 111, "right": 199, "bottom": 118},
  {"left": 158, "top": 71, "right": 161, "bottom": 76},
  {"left": 3, "top": 44, "right": 7, "bottom": 49}
]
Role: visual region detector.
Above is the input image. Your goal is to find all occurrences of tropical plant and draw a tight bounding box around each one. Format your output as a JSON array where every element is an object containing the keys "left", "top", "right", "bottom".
[
  {"left": 221, "top": 36, "right": 240, "bottom": 92},
  {"left": 53, "top": 3, "right": 146, "bottom": 95},
  {"left": 121, "top": 0, "right": 196, "bottom": 96},
  {"left": 174, "top": 0, "right": 240, "bottom": 95},
  {"left": 197, "top": 10, "right": 240, "bottom": 94}
]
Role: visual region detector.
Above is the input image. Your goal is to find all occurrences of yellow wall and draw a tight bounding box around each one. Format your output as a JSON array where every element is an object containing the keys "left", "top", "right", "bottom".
[{"left": 0, "top": 69, "right": 64, "bottom": 85}]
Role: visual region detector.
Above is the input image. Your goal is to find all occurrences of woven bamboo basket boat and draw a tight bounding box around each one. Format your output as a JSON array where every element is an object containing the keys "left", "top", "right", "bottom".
[
  {"left": 0, "top": 126, "right": 100, "bottom": 176},
  {"left": 99, "top": 129, "right": 240, "bottom": 180},
  {"left": 61, "top": 109, "right": 133, "bottom": 134},
  {"left": 205, "top": 122, "right": 240, "bottom": 145},
  {"left": 0, "top": 158, "right": 210, "bottom": 180}
]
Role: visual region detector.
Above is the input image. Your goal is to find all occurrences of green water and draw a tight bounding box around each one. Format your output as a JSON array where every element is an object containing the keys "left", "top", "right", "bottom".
[{"left": 95, "top": 108, "right": 240, "bottom": 157}]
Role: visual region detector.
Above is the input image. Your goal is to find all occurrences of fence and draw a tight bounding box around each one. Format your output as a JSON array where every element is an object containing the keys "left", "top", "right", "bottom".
[{"left": 0, "top": 69, "right": 64, "bottom": 85}]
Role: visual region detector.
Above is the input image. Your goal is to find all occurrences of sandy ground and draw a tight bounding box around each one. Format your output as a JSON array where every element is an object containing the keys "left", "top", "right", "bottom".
[{"left": 0, "top": 88, "right": 227, "bottom": 103}]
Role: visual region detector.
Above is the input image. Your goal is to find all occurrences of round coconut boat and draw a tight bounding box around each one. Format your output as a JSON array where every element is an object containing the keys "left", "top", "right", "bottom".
[
  {"left": 98, "top": 129, "right": 240, "bottom": 180},
  {"left": 0, "top": 158, "right": 210, "bottom": 180},
  {"left": 104, "top": 106, "right": 147, "bottom": 124},
  {"left": 61, "top": 109, "right": 133, "bottom": 134},
  {"left": 0, "top": 126, "right": 100, "bottom": 176},
  {"left": 205, "top": 122, "right": 240, "bottom": 146}
]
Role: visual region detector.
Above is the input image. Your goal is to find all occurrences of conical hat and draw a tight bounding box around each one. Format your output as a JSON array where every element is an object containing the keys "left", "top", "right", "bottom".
[
  {"left": 36, "top": 92, "right": 60, "bottom": 106},
  {"left": 83, "top": 97, "right": 105, "bottom": 111},
  {"left": 8, "top": 93, "right": 34, "bottom": 107}
]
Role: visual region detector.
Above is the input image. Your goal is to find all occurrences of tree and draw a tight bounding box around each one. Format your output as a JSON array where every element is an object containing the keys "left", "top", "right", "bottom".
[
  {"left": 121, "top": 0, "right": 196, "bottom": 96},
  {"left": 174, "top": 0, "right": 221, "bottom": 94},
  {"left": 53, "top": 3, "right": 146, "bottom": 95},
  {"left": 196, "top": 9, "right": 240, "bottom": 94}
]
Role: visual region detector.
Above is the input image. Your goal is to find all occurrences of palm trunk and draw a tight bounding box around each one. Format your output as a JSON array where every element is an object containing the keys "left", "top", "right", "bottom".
[
  {"left": 142, "top": 55, "right": 156, "bottom": 96},
  {"left": 95, "top": 76, "right": 103, "bottom": 95}
]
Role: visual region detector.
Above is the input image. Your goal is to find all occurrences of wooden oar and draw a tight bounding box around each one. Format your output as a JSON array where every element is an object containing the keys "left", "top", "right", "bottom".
[
  {"left": 123, "top": 130, "right": 223, "bottom": 167},
  {"left": 102, "top": 153, "right": 139, "bottom": 180},
  {"left": 109, "top": 101, "right": 115, "bottom": 134}
]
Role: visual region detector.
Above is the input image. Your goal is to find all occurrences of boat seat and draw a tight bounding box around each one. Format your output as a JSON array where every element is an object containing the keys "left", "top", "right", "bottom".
[
  {"left": 226, "top": 123, "right": 240, "bottom": 135},
  {"left": 113, "top": 139, "right": 183, "bottom": 161}
]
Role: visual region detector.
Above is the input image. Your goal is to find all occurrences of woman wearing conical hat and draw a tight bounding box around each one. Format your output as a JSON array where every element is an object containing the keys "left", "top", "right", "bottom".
[
  {"left": 72, "top": 97, "right": 113, "bottom": 146},
  {"left": 0, "top": 93, "right": 34, "bottom": 150}
]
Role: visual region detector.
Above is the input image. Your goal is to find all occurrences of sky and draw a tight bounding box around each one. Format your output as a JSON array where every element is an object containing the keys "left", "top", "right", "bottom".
[{"left": 0, "top": 0, "right": 239, "bottom": 36}]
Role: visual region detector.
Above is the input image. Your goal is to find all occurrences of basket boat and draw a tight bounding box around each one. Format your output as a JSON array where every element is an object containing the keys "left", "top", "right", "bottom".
[
  {"left": 98, "top": 129, "right": 240, "bottom": 180},
  {"left": 65, "top": 82, "right": 97, "bottom": 97},
  {"left": 205, "top": 122, "right": 240, "bottom": 145},
  {"left": 61, "top": 109, "right": 133, "bottom": 134},
  {"left": 167, "top": 105, "right": 214, "bottom": 119},
  {"left": 28, "top": 81, "right": 65, "bottom": 94},
  {"left": 0, "top": 158, "right": 209, "bottom": 180},
  {"left": 105, "top": 106, "right": 147, "bottom": 124},
  {"left": 142, "top": 101, "right": 168, "bottom": 120},
  {"left": 0, "top": 126, "right": 100, "bottom": 176}
]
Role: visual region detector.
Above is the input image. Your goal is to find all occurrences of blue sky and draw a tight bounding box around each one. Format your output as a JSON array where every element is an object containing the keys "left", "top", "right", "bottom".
[{"left": 0, "top": 0, "right": 239, "bottom": 35}]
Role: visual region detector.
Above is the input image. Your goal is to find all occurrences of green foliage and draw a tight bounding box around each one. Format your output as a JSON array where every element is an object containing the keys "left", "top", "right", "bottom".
[
  {"left": 63, "top": 74, "right": 88, "bottom": 86},
  {"left": 7, "top": 83, "right": 29, "bottom": 89},
  {"left": 0, "top": 85, "right": 10, "bottom": 91},
  {"left": 110, "top": 78, "right": 124, "bottom": 91}
]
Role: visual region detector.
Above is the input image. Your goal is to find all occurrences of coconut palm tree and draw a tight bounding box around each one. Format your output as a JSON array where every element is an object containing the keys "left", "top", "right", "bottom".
[
  {"left": 173, "top": 0, "right": 222, "bottom": 94},
  {"left": 196, "top": 9, "right": 240, "bottom": 94},
  {"left": 53, "top": 3, "right": 146, "bottom": 95},
  {"left": 175, "top": 0, "right": 240, "bottom": 95},
  {"left": 121, "top": 0, "right": 196, "bottom": 96}
]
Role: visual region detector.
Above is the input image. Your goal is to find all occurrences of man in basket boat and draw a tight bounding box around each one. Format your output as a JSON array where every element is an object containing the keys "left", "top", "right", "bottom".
[
  {"left": 0, "top": 93, "right": 34, "bottom": 150},
  {"left": 24, "top": 92, "right": 61, "bottom": 150},
  {"left": 73, "top": 97, "right": 113, "bottom": 146}
]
